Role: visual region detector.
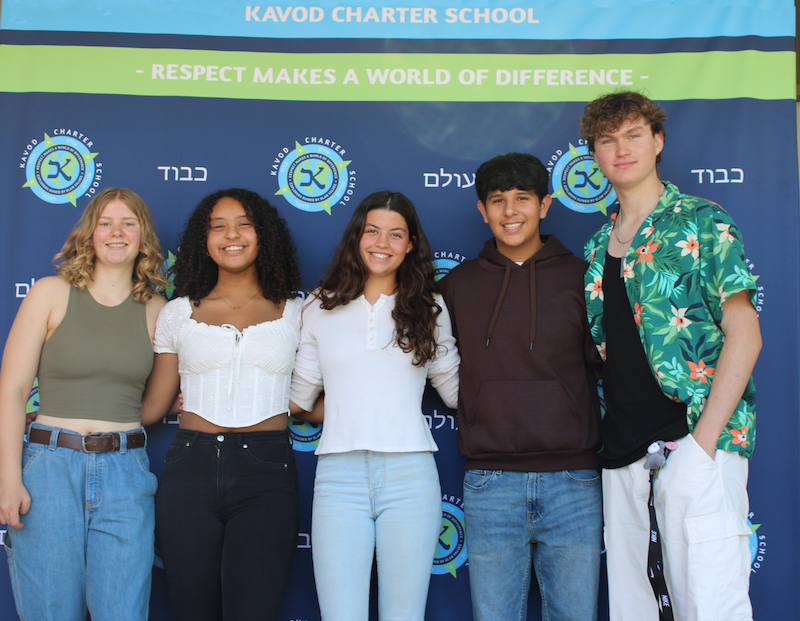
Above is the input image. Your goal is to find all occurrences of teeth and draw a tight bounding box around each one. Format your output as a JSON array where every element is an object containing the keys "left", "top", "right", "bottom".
[
  {"left": 224, "top": 246, "right": 244, "bottom": 251},
  {"left": 107, "top": 243, "right": 127, "bottom": 247},
  {"left": 371, "top": 253, "right": 390, "bottom": 259},
  {"left": 504, "top": 223, "right": 523, "bottom": 230}
]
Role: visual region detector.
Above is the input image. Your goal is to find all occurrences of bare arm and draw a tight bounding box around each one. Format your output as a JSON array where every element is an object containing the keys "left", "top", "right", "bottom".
[
  {"left": 0, "top": 278, "right": 63, "bottom": 528},
  {"left": 290, "top": 394, "right": 325, "bottom": 424},
  {"left": 692, "top": 291, "right": 761, "bottom": 458},
  {"left": 141, "top": 353, "right": 181, "bottom": 427}
]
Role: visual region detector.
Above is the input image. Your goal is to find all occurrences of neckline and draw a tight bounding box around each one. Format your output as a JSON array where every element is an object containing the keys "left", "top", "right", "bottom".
[
  {"left": 183, "top": 295, "right": 294, "bottom": 331},
  {"left": 80, "top": 286, "right": 135, "bottom": 310},
  {"left": 359, "top": 292, "right": 395, "bottom": 308}
]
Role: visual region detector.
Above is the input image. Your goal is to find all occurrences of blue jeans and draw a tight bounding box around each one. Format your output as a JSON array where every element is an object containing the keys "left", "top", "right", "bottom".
[
  {"left": 4, "top": 424, "right": 157, "bottom": 621},
  {"left": 463, "top": 468, "right": 603, "bottom": 621},
  {"left": 155, "top": 429, "right": 299, "bottom": 621},
  {"left": 311, "top": 451, "right": 442, "bottom": 621}
]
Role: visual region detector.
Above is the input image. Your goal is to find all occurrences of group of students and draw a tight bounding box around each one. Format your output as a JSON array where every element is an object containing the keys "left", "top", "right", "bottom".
[{"left": 0, "top": 90, "right": 760, "bottom": 621}]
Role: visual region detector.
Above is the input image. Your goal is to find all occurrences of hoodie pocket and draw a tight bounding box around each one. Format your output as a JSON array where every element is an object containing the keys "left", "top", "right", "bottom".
[{"left": 466, "top": 380, "right": 582, "bottom": 455}]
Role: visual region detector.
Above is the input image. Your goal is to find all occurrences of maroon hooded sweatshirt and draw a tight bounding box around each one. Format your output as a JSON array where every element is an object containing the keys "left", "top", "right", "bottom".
[{"left": 440, "top": 235, "right": 602, "bottom": 472}]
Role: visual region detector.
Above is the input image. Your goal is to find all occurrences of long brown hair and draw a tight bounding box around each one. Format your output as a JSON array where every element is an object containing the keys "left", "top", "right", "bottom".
[
  {"left": 54, "top": 187, "right": 166, "bottom": 302},
  {"left": 318, "top": 191, "right": 441, "bottom": 367}
]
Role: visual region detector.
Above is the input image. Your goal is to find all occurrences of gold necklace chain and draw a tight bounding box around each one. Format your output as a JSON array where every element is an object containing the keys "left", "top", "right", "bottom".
[
  {"left": 614, "top": 185, "right": 664, "bottom": 278},
  {"left": 213, "top": 289, "right": 260, "bottom": 310}
]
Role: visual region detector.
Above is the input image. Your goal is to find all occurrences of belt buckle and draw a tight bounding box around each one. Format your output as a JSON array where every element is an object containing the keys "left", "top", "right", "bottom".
[{"left": 82, "top": 432, "right": 111, "bottom": 453}]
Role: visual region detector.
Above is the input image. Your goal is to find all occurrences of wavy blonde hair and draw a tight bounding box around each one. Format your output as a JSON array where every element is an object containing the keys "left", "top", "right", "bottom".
[{"left": 54, "top": 187, "right": 166, "bottom": 301}]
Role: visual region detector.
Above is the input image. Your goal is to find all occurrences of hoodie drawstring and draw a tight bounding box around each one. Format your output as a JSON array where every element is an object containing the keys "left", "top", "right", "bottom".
[
  {"left": 486, "top": 261, "right": 512, "bottom": 346},
  {"left": 484, "top": 259, "right": 537, "bottom": 351}
]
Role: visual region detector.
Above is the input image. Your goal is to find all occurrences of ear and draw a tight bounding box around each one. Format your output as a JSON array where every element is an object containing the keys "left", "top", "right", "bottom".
[
  {"left": 654, "top": 131, "right": 664, "bottom": 155},
  {"left": 477, "top": 201, "right": 489, "bottom": 224},
  {"left": 406, "top": 236, "right": 415, "bottom": 255},
  {"left": 539, "top": 195, "right": 552, "bottom": 220}
]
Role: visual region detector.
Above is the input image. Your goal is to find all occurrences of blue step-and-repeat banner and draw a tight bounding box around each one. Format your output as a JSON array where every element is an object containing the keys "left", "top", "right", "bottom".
[{"left": 0, "top": 0, "right": 797, "bottom": 619}]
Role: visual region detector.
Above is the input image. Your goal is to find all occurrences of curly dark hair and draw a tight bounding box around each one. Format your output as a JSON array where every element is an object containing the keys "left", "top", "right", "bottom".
[
  {"left": 579, "top": 91, "right": 668, "bottom": 166},
  {"left": 317, "top": 191, "right": 441, "bottom": 367},
  {"left": 172, "top": 188, "right": 301, "bottom": 305},
  {"left": 475, "top": 153, "right": 550, "bottom": 205}
]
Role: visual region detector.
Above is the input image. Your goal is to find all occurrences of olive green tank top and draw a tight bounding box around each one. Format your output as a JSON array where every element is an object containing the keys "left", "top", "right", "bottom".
[{"left": 36, "top": 286, "right": 154, "bottom": 423}]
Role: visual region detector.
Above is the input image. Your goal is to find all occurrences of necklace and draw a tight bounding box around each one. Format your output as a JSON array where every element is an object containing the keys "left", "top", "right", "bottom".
[
  {"left": 613, "top": 185, "right": 664, "bottom": 277},
  {"left": 213, "top": 289, "right": 260, "bottom": 310}
]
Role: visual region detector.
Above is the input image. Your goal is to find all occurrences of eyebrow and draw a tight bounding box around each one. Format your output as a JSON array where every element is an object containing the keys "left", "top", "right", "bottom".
[
  {"left": 600, "top": 124, "right": 647, "bottom": 138},
  {"left": 209, "top": 215, "right": 250, "bottom": 221},
  {"left": 365, "top": 222, "right": 406, "bottom": 232}
]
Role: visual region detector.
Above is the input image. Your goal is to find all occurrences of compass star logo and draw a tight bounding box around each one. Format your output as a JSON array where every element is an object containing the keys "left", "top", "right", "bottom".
[
  {"left": 432, "top": 500, "right": 468, "bottom": 577},
  {"left": 22, "top": 133, "right": 99, "bottom": 206},
  {"left": 276, "top": 141, "right": 353, "bottom": 215},
  {"left": 550, "top": 143, "right": 616, "bottom": 215}
]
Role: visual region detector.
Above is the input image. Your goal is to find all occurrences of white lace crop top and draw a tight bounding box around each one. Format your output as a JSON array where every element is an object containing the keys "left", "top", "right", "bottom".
[{"left": 154, "top": 296, "right": 302, "bottom": 427}]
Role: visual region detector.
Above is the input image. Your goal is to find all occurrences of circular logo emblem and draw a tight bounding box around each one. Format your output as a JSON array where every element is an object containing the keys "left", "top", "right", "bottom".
[
  {"left": 748, "top": 515, "right": 766, "bottom": 572},
  {"left": 433, "top": 258, "right": 460, "bottom": 282},
  {"left": 27, "top": 378, "right": 40, "bottom": 415},
  {"left": 23, "top": 133, "right": 99, "bottom": 206},
  {"left": 433, "top": 251, "right": 467, "bottom": 282},
  {"left": 550, "top": 144, "right": 616, "bottom": 215},
  {"left": 287, "top": 416, "right": 323, "bottom": 452},
  {"left": 276, "top": 141, "right": 353, "bottom": 214},
  {"left": 163, "top": 250, "right": 177, "bottom": 299},
  {"left": 432, "top": 501, "right": 468, "bottom": 576}
]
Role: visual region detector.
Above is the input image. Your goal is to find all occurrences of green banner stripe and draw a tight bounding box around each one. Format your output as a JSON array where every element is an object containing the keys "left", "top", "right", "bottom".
[{"left": 0, "top": 45, "right": 793, "bottom": 102}]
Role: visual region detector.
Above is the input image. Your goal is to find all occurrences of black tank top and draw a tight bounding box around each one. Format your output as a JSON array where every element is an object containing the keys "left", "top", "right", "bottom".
[{"left": 600, "top": 253, "right": 687, "bottom": 468}]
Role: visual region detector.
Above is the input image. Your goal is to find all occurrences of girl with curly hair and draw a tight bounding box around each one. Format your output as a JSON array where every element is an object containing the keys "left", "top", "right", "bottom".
[
  {"left": 0, "top": 187, "right": 167, "bottom": 620},
  {"left": 290, "top": 190, "right": 460, "bottom": 621},
  {"left": 141, "top": 188, "right": 304, "bottom": 621}
]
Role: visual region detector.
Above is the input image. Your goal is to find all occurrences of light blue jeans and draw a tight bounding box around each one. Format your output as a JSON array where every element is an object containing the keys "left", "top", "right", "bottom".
[
  {"left": 311, "top": 451, "right": 442, "bottom": 621},
  {"left": 4, "top": 424, "right": 157, "bottom": 621},
  {"left": 463, "top": 468, "right": 603, "bottom": 621}
]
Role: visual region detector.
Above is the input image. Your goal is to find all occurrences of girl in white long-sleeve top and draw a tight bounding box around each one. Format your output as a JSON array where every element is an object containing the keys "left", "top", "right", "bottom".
[{"left": 290, "top": 190, "right": 459, "bottom": 621}]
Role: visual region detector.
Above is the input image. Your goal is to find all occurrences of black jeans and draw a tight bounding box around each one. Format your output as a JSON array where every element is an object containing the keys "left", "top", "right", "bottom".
[{"left": 155, "top": 429, "right": 299, "bottom": 621}]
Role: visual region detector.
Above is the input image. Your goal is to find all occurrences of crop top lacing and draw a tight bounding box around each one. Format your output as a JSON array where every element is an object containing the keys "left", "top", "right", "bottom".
[{"left": 154, "top": 296, "right": 302, "bottom": 428}]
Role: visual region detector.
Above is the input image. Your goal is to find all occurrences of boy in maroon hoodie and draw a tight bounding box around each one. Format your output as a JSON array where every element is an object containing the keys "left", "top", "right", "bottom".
[{"left": 440, "top": 152, "right": 603, "bottom": 621}]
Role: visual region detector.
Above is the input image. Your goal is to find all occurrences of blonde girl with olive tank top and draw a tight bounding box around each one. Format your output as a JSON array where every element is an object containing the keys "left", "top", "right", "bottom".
[{"left": 0, "top": 188, "right": 167, "bottom": 621}]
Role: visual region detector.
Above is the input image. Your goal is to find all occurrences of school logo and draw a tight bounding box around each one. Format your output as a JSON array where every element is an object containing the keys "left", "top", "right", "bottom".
[
  {"left": 163, "top": 251, "right": 177, "bottom": 299},
  {"left": 288, "top": 416, "right": 323, "bottom": 452},
  {"left": 433, "top": 251, "right": 467, "bottom": 282},
  {"left": 27, "top": 378, "right": 40, "bottom": 415},
  {"left": 21, "top": 132, "right": 101, "bottom": 206},
  {"left": 432, "top": 496, "right": 468, "bottom": 577},
  {"left": 748, "top": 513, "right": 766, "bottom": 573},
  {"left": 274, "top": 139, "right": 354, "bottom": 215},
  {"left": 548, "top": 143, "right": 615, "bottom": 215}
]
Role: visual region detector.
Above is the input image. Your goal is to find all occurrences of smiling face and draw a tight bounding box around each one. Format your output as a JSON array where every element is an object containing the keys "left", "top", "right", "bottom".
[
  {"left": 358, "top": 208, "right": 414, "bottom": 285},
  {"left": 92, "top": 199, "right": 142, "bottom": 268},
  {"left": 591, "top": 116, "right": 664, "bottom": 192},
  {"left": 206, "top": 196, "right": 258, "bottom": 274},
  {"left": 477, "top": 188, "right": 551, "bottom": 263}
]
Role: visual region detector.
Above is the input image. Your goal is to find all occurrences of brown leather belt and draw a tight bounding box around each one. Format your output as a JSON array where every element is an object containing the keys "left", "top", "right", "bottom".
[{"left": 28, "top": 427, "right": 146, "bottom": 453}]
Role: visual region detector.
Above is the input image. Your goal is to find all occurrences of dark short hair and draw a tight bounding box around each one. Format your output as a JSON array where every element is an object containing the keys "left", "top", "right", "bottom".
[
  {"left": 579, "top": 91, "right": 667, "bottom": 165},
  {"left": 475, "top": 153, "right": 550, "bottom": 204}
]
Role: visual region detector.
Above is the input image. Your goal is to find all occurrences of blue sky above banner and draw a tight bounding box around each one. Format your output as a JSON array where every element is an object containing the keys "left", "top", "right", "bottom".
[{"left": 2, "top": 0, "right": 794, "bottom": 39}]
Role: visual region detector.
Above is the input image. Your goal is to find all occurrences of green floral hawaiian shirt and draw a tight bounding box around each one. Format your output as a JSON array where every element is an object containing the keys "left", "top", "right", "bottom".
[{"left": 584, "top": 181, "right": 758, "bottom": 458}]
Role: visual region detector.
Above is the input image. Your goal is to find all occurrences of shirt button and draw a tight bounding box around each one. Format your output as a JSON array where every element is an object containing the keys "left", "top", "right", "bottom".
[{"left": 217, "top": 435, "right": 225, "bottom": 442}]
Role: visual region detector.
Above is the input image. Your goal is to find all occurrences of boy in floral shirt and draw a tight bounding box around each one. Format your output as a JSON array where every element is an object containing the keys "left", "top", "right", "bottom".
[{"left": 580, "top": 92, "right": 761, "bottom": 621}]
